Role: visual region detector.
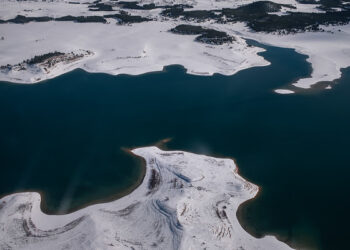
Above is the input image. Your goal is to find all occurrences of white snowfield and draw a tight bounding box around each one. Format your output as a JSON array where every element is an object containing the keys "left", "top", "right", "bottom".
[
  {"left": 0, "top": 0, "right": 349, "bottom": 92},
  {"left": 0, "top": 21, "right": 267, "bottom": 83},
  {"left": 0, "top": 0, "right": 323, "bottom": 19},
  {"left": 0, "top": 147, "right": 292, "bottom": 250}
]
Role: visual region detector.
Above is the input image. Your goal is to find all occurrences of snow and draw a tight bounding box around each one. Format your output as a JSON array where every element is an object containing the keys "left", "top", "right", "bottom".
[
  {"left": 118, "top": 0, "right": 323, "bottom": 12},
  {"left": 275, "top": 89, "right": 295, "bottom": 94},
  {"left": 0, "top": 0, "right": 96, "bottom": 20},
  {"left": 0, "top": 0, "right": 349, "bottom": 92},
  {"left": 0, "top": 146, "right": 292, "bottom": 250},
  {"left": 0, "top": 1, "right": 347, "bottom": 248},
  {"left": 0, "top": 20, "right": 267, "bottom": 83},
  {"left": 220, "top": 22, "right": 350, "bottom": 91}
]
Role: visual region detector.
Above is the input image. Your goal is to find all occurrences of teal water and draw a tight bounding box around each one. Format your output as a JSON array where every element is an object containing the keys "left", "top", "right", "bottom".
[{"left": 0, "top": 42, "right": 349, "bottom": 249}]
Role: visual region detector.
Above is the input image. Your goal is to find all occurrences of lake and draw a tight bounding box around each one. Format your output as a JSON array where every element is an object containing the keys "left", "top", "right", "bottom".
[{"left": 0, "top": 41, "right": 349, "bottom": 250}]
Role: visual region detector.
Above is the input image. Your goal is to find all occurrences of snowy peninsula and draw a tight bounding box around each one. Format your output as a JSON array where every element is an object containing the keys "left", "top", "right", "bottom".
[{"left": 0, "top": 147, "right": 292, "bottom": 250}]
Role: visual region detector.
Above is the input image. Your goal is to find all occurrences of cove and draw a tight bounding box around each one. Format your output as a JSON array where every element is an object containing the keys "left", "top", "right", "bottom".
[{"left": 0, "top": 41, "right": 349, "bottom": 250}]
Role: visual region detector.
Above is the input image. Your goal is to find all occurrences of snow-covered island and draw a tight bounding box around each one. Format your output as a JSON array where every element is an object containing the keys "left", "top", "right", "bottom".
[
  {"left": 0, "top": 0, "right": 350, "bottom": 93},
  {"left": 0, "top": 146, "right": 291, "bottom": 250}
]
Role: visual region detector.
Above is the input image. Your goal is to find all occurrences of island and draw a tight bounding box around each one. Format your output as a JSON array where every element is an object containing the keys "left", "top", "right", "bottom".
[{"left": 0, "top": 147, "right": 291, "bottom": 250}]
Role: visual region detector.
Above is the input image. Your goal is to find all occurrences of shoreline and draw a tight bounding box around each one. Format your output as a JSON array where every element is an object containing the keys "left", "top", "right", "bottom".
[
  {"left": 0, "top": 137, "right": 178, "bottom": 215},
  {"left": 1, "top": 22, "right": 349, "bottom": 93},
  {"left": 0, "top": 146, "right": 292, "bottom": 249},
  {"left": 0, "top": 21, "right": 267, "bottom": 84},
  {"left": 0, "top": 0, "right": 349, "bottom": 93},
  {"left": 0, "top": 148, "right": 147, "bottom": 215},
  {"left": 227, "top": 23, "right": 350, "bottom": 92},
  {"left": 236, "top": 188, "right": 298, "bottom": 249},
  {"left": 0, "top": 60, "right": 268, "bottom": 85}
]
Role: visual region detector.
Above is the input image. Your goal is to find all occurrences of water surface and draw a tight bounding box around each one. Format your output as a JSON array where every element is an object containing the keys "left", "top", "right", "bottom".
[{"left": 0, "top": 42, "right": 349, "bottom": 249}]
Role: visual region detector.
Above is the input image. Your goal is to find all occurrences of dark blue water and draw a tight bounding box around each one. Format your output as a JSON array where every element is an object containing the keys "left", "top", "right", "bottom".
[{"left": 0, "top": 42, "right": 349, "bottom": 249}]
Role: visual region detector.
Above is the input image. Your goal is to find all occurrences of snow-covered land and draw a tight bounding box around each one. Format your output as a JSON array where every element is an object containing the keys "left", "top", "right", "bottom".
[
  {"left": 0, "top": 21, "right": 267, "bottom": 83},
  {"left": 0, "top": 0, "right": 349, "bottom": 93},
  {"left": 0, "top": 146, "right": 291, "bottom": 250},
  {"left": 227, "top": 22, "right": 350, "bottom": 89}
]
